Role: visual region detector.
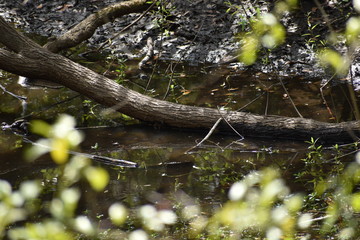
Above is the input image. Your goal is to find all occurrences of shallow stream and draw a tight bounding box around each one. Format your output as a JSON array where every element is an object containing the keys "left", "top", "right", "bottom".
[{"left": 0, "top": 58, "right": 359, "bottom": 232}]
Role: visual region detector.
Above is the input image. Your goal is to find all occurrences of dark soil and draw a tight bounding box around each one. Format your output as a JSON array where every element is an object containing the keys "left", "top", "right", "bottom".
[{"left": 0, "top": 0, "right": 359, "bottom": 88}]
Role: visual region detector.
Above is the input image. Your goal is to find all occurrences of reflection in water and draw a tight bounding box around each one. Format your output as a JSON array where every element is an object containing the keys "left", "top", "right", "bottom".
[{"left": 0, "top": 61, "right": 359, "bottom": 227}]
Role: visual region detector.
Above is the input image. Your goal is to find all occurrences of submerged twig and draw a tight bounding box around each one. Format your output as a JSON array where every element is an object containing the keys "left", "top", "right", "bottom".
[
  {"left": 279, "top": 77, "right": 303, "bottom": 118},
  {"left": 217, "top": 107, "right": 244, "bottom": 141},
  {"left": 23, "top": 137, "right": 138, "bottom": 168},
  {"left": 0, "top": 83, "right": 27, "bottom": 101},
  {"left": 319, "top": 73, "right": 336, "bottom": 119},
  {"left": 21, "top": 94, "right": 81, "bottom": 120},
  {"left": 185, "top": 117, "right": 222, "bottom": 154}
]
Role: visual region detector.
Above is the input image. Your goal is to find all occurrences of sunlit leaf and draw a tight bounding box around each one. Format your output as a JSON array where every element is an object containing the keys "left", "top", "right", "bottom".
[
  {"left": 297, "top": 213, "right": 313, "bottom": 229},
  {"left": 274, "top": 1, "right": 289, "bottom": 14},
  {"left": 354, "top": 0, "right": 360, "bottom": 13},
  {"left": 52, "top": 114, "right": 76, "bottom": 138},
  {"left": 286, "top": 0, "right": 298, "bottom": 8},
  {"left": 318, "top": 49, "right": 349, "bottom": 76},
  {"left": 129, "top": 229, "right": 148, "bottom": 240},
  {"left": 228, "top": 181, "right": 247, "bottom": 201},
  {"left": 50, "top": 138, "right": 69, "bottom": 164},
  {"left": 84, "top": 166, "right": 109, "bottom": 192},
  {"left": 30, "top": 120, "right": 51, "bottom": 137},
  {"left": 66, "top": 130, "right": 84, "bottom": 147},
  {"left": 10, "top": 192, "right": 24, "bottom": 207},
  {"left": 8, "top": 221, "right": 73, "bottom": 240},
  {"left": 262, "top": 13, "right": 277, "bottom": 26},
  {"left": 346, "top": 17, "right": 360, "bottom": 43},
  {"left": 180, "top": 89, "right": 191, "bottom": 95},
  {"left": 24, "top": 138, "right": 51, "bottom": 162},
  {"left": 0, "top": 180, "right": 12, "bottom": 198},
  {"left": 19, "top": 180, "right": 41, "bottom": 200},
  {"left": 339, "top": 227, "right": 355, "bottom": 240},
  {"left": 284, "top": 194, "right": 303, "bottom": 213},
  {"left": 239, "top": 35, "right": 259, "bottom": 65},
  {"left": 74, "top": 216, "right": 95, "bottom": 236},
  {"left": 63, "top": 156, "right": 90, "bottom": 183},
  {"left": 356, "top": 152, "right": 360, "bottom": 165},
  {"left": 50, "top": 198, "right": 64, "bottom": 219},
  {"left": 189, "top": 216, "right": 208, "bottom": 234},
  {"left": 270, "top": 24, "right": 286, "bottom": 45},
  {"left": 158, "top": 209, "right": 177, "bottom": 225},
  {"left": 182, "top": 205, "right": 200, "bottom": 220},
  {"left": 266, "top": 227, "right": 282, "bottom": 240},
  {"left": 60, "top": 188, "right": 80, "bottom": 215},
  {"left": 351, "top": 192, "right": 360, "bottom": 212},
  {"left": 271, "top": 206, "right": 288, "bottom": 224},
  {"left": 139, "top": 204, "right": 157, "bottom": 219},
  {"left": 109, "top": 203, "right": 128, "bottom": 226}
]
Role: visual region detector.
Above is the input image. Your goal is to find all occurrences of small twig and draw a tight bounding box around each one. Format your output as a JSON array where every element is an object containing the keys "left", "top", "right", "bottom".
[
  {"left": 265, "top": 91, "right": 269, "bottom": 115},
  {"left": 279, "top": 77, "right": 303, "bottom": 118},
  {"left": 20, "top": 94, "right": 81, "bottom": 120},
  {"left": 324, "top": 148, "right": 360, "bottom": 163},
  {"left": 313, "top": 0, "right": 334, "bottom": 33},
  {"left": 0, "top": 83, "right": 27, "bottom": 101},
  {"left": 185, "top": 117, "right": 222, "bottom": 154},
  {"left": 162, "top": 18, "right": 205, "bottom": 100},
  {"left": 23, "top": 137, "right": 138, "bottom": 168},
  {"left": 319, "top": 73, "right": 337, "bottom": 119},
  {"left": 236, "top": 90, "right": 267, "bottom": 112},
  {"left": 217, "top": 107, "right": 244, "bottom": 141},
  {"left": 162, "top": 62, "right": 177, "bottom": 100}
]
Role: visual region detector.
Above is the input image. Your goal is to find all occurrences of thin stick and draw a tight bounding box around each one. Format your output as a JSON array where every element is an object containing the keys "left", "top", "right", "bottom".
[
  {"left": 217, "top": 107, "right": 244, "bottom": 140},
  {"left": 265, "top": 91, "right": 269, "bottom": 116},
  {"left": 279, "top": 77, "right": 303, "bottom": 118},
  {"left": 319, "top": 73, "right": 336, "bottom": 119},
  {"left": 162, "top": 18, "right": 205, "bottom": 100},
  {"left": 23, "top": 137, "right": 138, "bottom": 168},
  {"left": 20, "top": 94, "right": 80, "bottom": 120},
  {"left": 185, "top": 117, "right": 222, "bottom": 153},
  {"left": 0, "top": 83, "right": 27, "bottom": 101}
]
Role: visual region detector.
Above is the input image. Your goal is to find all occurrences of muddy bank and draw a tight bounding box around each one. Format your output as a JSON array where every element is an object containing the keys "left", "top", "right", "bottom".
[{"left": 0, "top": 0, "right": 359, "bottom": 86}]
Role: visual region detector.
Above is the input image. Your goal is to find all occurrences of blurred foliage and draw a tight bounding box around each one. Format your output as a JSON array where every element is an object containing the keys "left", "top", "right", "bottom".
[
  {"left": 238, "top": 0, "right": 360, "bottom": 77},
  {"left": 2, "top": 1, "right": 360, "bottom": 239},
  {"left": 238, "top": 0, "right": 296, "bottom": 65},
  {"left": 0, "top": 115, "right": 359, "bottom": 239}
]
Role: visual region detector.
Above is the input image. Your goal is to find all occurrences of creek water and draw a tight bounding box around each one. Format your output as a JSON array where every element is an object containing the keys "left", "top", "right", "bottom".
[{"left": 0, "top": 60, "right": 359, "bottom": 228}]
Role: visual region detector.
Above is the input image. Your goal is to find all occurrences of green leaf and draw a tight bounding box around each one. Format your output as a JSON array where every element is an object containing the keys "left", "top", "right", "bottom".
[
  {"left": 84, "top": 167, "right": 109, "bottom": 192},
  {"left": 351, "top": 192, "right": 360, "bottom": 212},
  {"left": 346, "top": 17, "right": 360, "bottom": 43},
  {"left": 30, "top": 120, "right": 51, "bottom": 137},
  {"left": 318, "top": 49, "right": 349, "bottom": 76},
  {"left": 239, "top": 35, "right": 259, "bottom": 65},
  {"left": 108, "top": 203, "right": 128, "bottom": 226},
  {"left": 51, "top": 139, "right": 69, "bottom": 165}
]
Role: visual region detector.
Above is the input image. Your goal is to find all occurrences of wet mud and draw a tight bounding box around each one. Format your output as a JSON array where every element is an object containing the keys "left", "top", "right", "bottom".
[{"left": 1, "top": 0, "right": 359, "bottom": 86}]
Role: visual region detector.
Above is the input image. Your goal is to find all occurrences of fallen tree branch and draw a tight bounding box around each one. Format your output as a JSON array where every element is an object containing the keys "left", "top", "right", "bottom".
[
  {"left": 43, "top": 0, "right": 151, "bottom": 53},
  {"left": 0, "top": 17, "right": 359, "bottom": 143}
]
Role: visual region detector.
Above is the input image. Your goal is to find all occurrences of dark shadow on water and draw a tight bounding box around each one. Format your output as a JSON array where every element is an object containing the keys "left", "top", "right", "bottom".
[{"left": 0, "top": 59, "right": 359, "bottom": 227}]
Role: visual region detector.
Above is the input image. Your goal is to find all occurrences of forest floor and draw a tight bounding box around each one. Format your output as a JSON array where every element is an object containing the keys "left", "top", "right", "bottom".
[{"left": 0, "top": 0, "right": 359, "bottom": 89}]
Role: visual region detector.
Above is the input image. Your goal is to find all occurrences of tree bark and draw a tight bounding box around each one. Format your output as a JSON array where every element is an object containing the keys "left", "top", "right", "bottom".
[
  {"left": 0, "top": 17, "right": 359, "bottom": 143},
  {"left": 44, "top": 0, "right": 151, "bottom": 53}
]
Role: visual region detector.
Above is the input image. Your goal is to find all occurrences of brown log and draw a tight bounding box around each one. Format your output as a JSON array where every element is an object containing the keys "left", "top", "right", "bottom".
[
  {"left": 0, "top": 16, "right": 359, "bottom": 143},
  {"left": 43, "top": 0, "right": 150, "bottom": 53}
]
